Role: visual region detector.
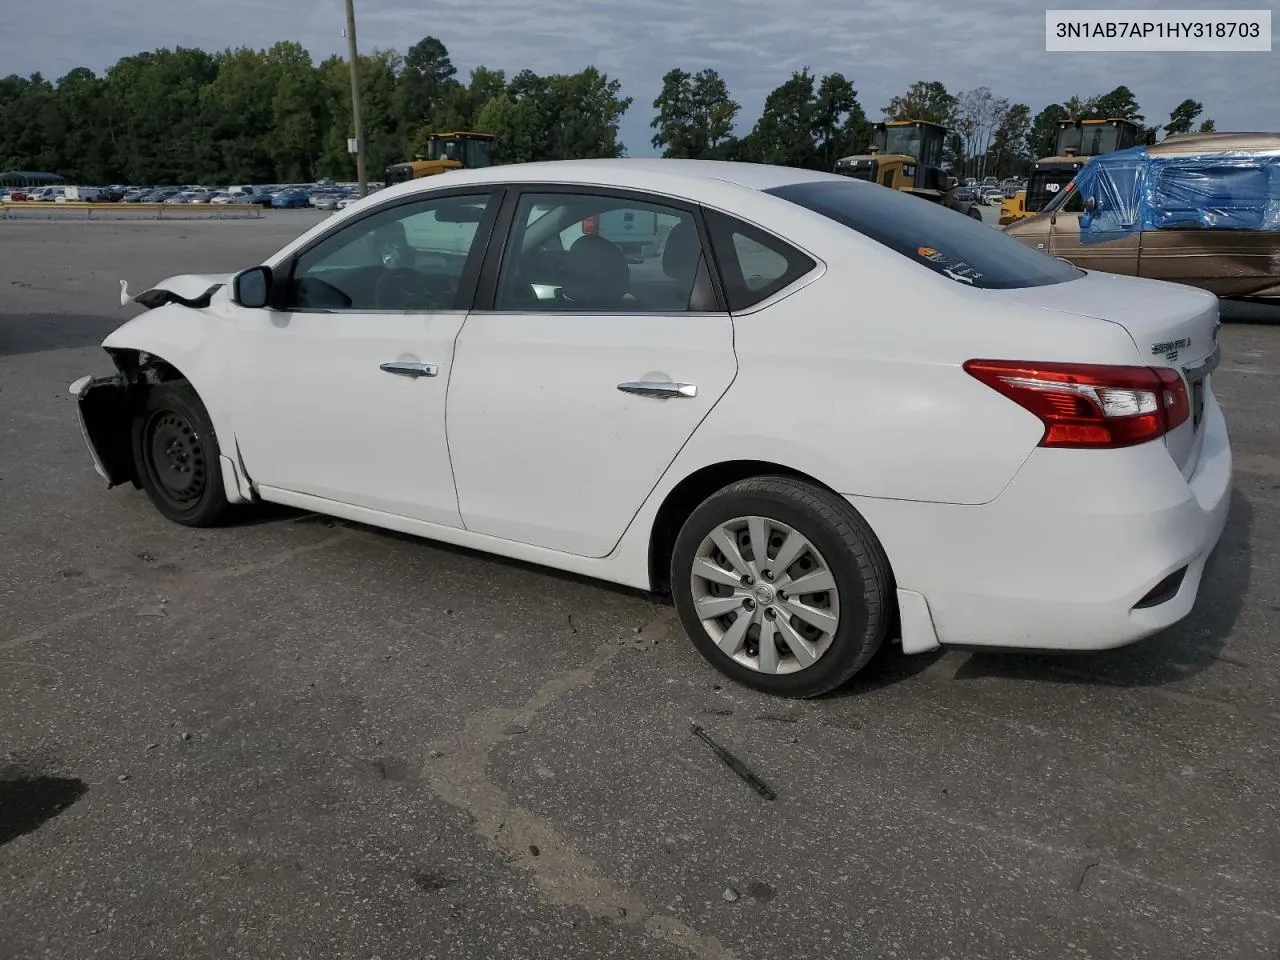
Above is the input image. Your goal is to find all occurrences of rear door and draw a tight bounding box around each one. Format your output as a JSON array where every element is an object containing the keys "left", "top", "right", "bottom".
[{"left": 444, "top": 186, "right": 737, "bottom": 558}]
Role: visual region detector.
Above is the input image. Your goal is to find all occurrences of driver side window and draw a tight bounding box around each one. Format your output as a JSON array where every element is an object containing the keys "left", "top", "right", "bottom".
[
  {"left": 1062, "top": 188, "right": 1085, "bottom": 213},
  {"left": 285, "top": 192, "right": 494, "bottom": 312}
]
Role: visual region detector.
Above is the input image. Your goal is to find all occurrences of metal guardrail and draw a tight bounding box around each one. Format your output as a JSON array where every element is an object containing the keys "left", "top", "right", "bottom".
[{"left": 0, "top": 201, "right": 264, "bottom": 220}]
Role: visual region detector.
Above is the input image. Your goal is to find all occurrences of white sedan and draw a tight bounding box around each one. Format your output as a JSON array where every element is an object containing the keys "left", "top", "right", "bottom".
[{"left": 70, "top": 159, "right": 1232, "bottom": 698}]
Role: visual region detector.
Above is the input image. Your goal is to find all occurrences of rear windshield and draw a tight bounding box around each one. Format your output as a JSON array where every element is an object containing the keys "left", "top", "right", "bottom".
[{"left": 766, "top": 180, "right": 1084, "bottom": 290}]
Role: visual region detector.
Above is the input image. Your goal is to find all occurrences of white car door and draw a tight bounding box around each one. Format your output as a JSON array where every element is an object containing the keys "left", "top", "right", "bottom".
[
  {"left": 445, "top": 188, "right": 738, "bottom": 558},
  {"left": 227, "top": 189, "right": 502, "bottom": 527}
]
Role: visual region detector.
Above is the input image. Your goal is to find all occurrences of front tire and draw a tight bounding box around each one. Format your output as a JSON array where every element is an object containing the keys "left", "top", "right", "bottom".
[
  {"left": 131, "top": 381, "right": 233, "bottom": 527},
  {"left": 670, "top": 476, "right": 893, "bottom": 698}
]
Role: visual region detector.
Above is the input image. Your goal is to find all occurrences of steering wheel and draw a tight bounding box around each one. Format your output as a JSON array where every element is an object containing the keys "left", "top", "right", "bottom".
[
  {"left": 375, "top": 235, "right": 411, "bottom": 269},
  {"left": 375, "top": 268, "right": 455, "bottom": 310}
]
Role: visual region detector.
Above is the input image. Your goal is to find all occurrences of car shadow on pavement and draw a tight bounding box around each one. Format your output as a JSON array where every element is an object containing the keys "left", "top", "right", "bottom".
[
  {"left": 828, "top": 642, "right": 949, "bottom": 698},
  {"left": 0, "top": 770, "right": 88, "bottom": 846},
  {"left": 0, "top": 312, "right": 123, "bottom": 357},
  {"left": 1219, "top": 300, "right": 1280, "bottom": 325},
  {"left": 949, "top": 487, "right": 1254, "bottom": 689}
]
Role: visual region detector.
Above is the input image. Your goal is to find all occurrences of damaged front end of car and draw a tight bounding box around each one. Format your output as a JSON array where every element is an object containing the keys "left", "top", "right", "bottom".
[
  {"left": 70, "top": 274, "right": 232, "bottom": 490},
  {"left": 69, "top": 352, "right": 193, "bottom": 489}
]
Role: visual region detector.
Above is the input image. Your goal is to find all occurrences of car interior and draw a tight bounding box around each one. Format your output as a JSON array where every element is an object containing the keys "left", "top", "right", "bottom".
[
  {"left": 286, "top": 200, "right": 486, "bottom": 311},
  {"left": 282, "top": 195, "right": 703, "bottom": 313},
  {"left": 496, "top": 198, "right": 701, "bottom": 311}
]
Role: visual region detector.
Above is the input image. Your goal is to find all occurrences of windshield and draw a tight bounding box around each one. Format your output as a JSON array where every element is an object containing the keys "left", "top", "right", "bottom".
[
  {"left": 767, "top": 179, "right": 1083, "bottom": 290},
  {"left": 884, "top": 125, "right": 943, "bottom": 168},
  {"left": 467, "top": 138, "right": 493, "bottom": 167},
  {"left": 1079, "top": 125, "right": 1120, "bottom": 156}
]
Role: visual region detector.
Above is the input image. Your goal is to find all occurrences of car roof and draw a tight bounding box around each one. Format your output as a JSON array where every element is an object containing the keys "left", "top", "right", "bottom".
[
  {"left": 1147, "top": 131, "right": 1280, "bottom": 156},
  {"left": 383, "top": 158, "right": 852, "bottom": 197}
]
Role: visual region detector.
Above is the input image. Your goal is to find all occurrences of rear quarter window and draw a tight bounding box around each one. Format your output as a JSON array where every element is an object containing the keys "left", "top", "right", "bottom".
[
  {"left": 704, "top": 209, "right": 817, "bottom": 310},
  {"left": 767, "top": 180, "right": 1083, "bottom": 290}
]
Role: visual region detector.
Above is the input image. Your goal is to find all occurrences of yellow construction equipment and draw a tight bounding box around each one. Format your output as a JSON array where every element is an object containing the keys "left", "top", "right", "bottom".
[
  {"left": 385, "top": 132, "right": 496, "bottom": 184},
  {"left": 999, "top": 118, "right": 1141, "bottom": 225},
  {"left": 834, "top": 120, "right": 984, "bottom": 219}
]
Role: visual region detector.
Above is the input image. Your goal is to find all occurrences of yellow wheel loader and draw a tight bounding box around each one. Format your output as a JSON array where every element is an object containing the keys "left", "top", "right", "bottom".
[
  {"left": 834, "top": 120, "right": 985, "bottom": 220},
  {"left": 385, "top": 132, "right": 496, "bottom": 184},
  {"left": 999, "top": 118, "right": 1140, "bottom": 225}
]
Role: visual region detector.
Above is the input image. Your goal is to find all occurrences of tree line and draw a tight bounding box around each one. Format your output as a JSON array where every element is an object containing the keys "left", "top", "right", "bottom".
[{"left": 0, "top": 35, "right": 1217, "bottom": 186}]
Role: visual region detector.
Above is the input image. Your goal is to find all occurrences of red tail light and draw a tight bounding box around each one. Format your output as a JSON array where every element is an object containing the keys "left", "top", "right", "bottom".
[
  {"left": 964, "top": 359, "right": 1189, "bottom": 448},
  {"left": 582, "top": 215, "right": 598, "bottom": 235}
]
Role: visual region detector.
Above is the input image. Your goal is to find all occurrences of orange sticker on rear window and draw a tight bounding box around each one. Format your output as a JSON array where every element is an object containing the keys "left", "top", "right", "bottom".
[{"left": 917, "top": 246, "right": 937, "bottom": 257}]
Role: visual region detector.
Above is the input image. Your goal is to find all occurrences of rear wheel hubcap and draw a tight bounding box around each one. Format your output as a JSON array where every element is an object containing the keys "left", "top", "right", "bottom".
[{"left": 689, "top": 515, "right": 841, "bottom": 675}]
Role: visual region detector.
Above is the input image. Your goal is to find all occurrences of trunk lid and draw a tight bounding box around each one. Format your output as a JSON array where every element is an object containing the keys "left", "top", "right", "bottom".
[{"left": 994, "top": 270, "right": 1222, "bottom": 476}]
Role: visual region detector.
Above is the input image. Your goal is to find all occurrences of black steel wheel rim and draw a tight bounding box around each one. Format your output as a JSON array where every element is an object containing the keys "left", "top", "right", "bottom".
[{"left": 144, "top": 409, "right": 207, "bottom": 507}]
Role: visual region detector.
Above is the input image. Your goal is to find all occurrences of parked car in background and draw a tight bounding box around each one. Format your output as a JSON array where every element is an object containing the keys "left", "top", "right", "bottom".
[
  {"left": 63, "top": 186, "right": 103, "bottom": 202},
  {"left": 228, "top": 185, "right": 273, "bottom": 207},
  {"left": 270, "top": 188, "right": 311, "bottom": 208},
  {"left": 1003, "top": 132, "right": 1280, "bottom": 301}
]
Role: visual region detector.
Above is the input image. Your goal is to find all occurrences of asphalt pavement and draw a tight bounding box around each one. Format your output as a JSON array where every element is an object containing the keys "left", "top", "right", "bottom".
[{"left": 2, "top": 212, "right": 1280, "bottom": 960}]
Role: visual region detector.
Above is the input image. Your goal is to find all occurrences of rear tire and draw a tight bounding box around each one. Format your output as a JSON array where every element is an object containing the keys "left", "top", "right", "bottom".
[
  {"left": 670, "top": 476, "right": 893, "bottom": 698},
  {"left": 131, "top": 381, "right": 233, "bottom": 527}
]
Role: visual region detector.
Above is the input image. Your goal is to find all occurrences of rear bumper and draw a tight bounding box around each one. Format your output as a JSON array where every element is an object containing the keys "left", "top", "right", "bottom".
[{"left": 850, "top": 392, "right": 1233, "bottom": 652}]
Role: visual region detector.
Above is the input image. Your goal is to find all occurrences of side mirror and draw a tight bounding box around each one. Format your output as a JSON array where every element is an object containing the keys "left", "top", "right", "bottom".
[
  {"left": 231, "top": 265, "right": 273, "bottom": 308},
  {"left": 1083, "top": 196, "right": 1098, "bottom": 213}
]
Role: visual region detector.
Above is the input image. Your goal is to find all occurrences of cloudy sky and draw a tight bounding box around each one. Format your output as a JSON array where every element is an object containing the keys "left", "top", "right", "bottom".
[{"left": 4, "top": 0, "right": 1276, "bottom": 155}]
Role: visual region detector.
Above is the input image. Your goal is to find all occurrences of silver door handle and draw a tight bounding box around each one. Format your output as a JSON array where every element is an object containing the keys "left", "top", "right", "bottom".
[
  {"left": 617, "top": 380, "right": 698, "bottom": 399},
  {"left": 380, "top": 361, "right": 438, "bottom": 378}
]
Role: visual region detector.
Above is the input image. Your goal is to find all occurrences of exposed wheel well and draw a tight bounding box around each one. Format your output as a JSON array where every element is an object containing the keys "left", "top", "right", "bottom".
[
  {"left": 80, "top": 349, "right": 194, "bottom": 488},
  {"left": 107, "top": 348, "right": 188, "bottom": 386},
  {"left": 647, "top": 460, "right": 835, "bottom": 595}
]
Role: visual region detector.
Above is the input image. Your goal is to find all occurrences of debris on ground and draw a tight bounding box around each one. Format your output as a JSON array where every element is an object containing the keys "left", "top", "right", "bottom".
[
  {"left": 692, "top": 723, "right": 777, "bottom": 801},
  {"left": 722, "top": 887, "right": 740, "bottom": 902}
]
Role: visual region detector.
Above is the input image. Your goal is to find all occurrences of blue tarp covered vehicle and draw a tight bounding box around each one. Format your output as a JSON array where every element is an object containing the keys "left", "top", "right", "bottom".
[
  {"left": 1072, "top": 142, "right": 1280, "bottom": 244},
  {"left": 1002, "top": 133, "right": 1280, "bottom": 300}
]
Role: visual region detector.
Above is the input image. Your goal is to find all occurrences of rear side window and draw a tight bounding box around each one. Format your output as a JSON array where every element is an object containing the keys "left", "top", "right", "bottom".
[
  {"left": 704, "top": 209, "right": 816, "bottom": 311},
  {"left": 767, "top": 180, "right": 1083, "bottom": 290}
]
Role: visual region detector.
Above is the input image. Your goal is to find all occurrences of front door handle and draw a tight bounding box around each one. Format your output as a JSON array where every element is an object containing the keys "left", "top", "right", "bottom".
[
  {"left": 617, "top": 380, "right": 698, "bottom": 399},
  {"left": 380, "top": 361, "right": 438, "bottom": 378}
]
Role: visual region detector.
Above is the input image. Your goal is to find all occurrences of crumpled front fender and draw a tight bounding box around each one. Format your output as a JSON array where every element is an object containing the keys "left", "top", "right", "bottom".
[{"left": 69, "top": 373, "right": 138, "bottom": 488}]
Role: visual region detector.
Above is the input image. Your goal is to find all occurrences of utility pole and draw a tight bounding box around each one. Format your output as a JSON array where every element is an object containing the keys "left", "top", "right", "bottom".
[{"left": 343, "top": 0, "right": 368, "bottom": 198}]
